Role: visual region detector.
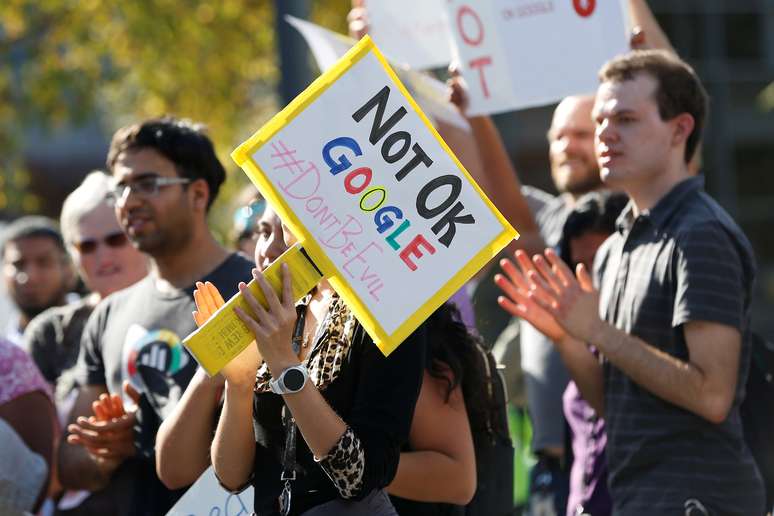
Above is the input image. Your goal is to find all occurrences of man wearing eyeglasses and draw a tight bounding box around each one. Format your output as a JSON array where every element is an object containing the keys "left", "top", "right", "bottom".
[{"left": 58, "top": 117, "right": 254, "bottom": 516}]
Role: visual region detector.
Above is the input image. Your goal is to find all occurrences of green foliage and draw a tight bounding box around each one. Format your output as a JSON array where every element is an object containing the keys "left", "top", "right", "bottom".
[
  {"left": 1, "top": 0, "right": 280, "bottom": 147},
  {"left": 0, "top": 0, "right": 350, "bottom": 234}
]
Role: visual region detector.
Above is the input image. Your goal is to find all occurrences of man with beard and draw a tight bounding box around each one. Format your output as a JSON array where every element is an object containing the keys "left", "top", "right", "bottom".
[
  {"left": 58, "top": 117, "right": 254, "bottom": 516},
  {"left": 1, "top": 216, "right": 75, "bottom": 347},
  {"left": 523, "top": 96, "right": 602, "bottom": 492}
]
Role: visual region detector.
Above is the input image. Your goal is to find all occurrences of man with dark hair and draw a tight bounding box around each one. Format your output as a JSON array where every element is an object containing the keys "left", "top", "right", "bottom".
[
  {"left": 500, "top": 50, "right": 765, "bottom": 515},
  {"left": 58, "top": 117, "right": 254, "bottom": 516},
  {"left": 106, "top": 116, "right": 226, "bottom": 209},
  {"left": 1, "top": 216, "right": 75, "bottom": 346}
]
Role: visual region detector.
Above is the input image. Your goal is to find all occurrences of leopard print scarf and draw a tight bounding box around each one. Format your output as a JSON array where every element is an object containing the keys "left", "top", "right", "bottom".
[{"left": 253, "top": 294, "right": 357, "bottom": 393}]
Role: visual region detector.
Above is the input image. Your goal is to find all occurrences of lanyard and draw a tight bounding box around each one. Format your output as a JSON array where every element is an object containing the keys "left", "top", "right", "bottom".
[
  {"left": 279, "top": 405, "right": 298, "bottom": 516},
  {"left": 278, "top": 300, "right": 309, "bottom": 515}
]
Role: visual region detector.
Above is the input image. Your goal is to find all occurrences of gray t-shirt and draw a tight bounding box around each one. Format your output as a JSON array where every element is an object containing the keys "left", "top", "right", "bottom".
[
  {"left": 0, "top": 419, "right": 47, "bottom": 516},
  {"left": 24, "top": 297, "right": 95, "bottom": 404},
  {"left": 595, "top": 177, "right": 764, "bottom": 515},
  {"left": 76, "top": 252, "right": 254, "bottom": 515}
]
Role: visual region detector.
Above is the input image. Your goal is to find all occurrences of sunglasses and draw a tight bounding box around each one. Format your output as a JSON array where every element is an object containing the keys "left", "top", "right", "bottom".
[{"left": 73, "top": 232, "right": 129, "bottom": 254}]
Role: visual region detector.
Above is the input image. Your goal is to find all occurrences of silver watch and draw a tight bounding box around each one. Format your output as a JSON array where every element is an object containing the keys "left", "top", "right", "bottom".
[{"left": 270, "top": 364, "right": 309, "bottom": 394}]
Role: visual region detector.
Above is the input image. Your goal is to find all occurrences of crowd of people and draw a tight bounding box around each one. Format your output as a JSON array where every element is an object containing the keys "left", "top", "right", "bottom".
[{"left": 1, "top": 1, "right": 772, "bottom": 516}]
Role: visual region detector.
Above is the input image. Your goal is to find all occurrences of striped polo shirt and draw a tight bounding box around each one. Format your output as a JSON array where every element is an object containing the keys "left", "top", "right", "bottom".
[{"left": 594, "top": 176, "right": 765, "bottom": 515}]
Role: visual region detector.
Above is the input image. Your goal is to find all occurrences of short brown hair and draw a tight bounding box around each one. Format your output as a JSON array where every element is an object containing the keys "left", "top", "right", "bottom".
[
  {"left": 599, "top": 50, "right": 708, "bottom": 164},
  {"left": 106, "top": 116, "right": 226, "bottom": 209}
]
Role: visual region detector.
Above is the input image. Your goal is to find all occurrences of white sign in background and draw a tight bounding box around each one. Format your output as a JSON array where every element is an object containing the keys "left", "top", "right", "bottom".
[
  {"left": 285, "top": 15, "right": 468, "bottom": 131},
  {"left": 251, "top": 51, "right": 503, "bottom": 335},
  {"left": 446, "top": 0, "right": 629, "bottom": 115},
  {"left": 165, "top": 467, "right": 254, "bottom": 516},
  {"left": 365, "top": 0, "right": 452, "bottom": 70}
]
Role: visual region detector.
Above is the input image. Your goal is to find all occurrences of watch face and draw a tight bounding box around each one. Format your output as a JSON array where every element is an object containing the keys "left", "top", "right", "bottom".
[{"left": 283, "top": 368, "right": 306, "bottom": 391}]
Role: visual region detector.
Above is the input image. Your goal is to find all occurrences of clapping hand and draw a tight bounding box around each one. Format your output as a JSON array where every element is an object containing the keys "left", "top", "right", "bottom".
[
  {"left": 66, "top": 382, "right": 140, "bottom": 474},
  {"left": 496, "top": 249, "right": 603, "bottom": 344},
  {"left": 234, "top": 264, "right": 299, "bottom": 377},
  {"left": 193, "top": 280, "right": 261, "bottom": 390}
]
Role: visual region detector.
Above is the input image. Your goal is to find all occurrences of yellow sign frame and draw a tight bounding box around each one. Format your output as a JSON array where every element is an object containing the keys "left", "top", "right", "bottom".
[{"left": 232, "top": 36, "right": 517, "bottom": 356}]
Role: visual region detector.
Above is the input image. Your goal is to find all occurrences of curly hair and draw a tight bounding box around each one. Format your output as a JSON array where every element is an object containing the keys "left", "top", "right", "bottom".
[{"left": 423, "top": 302, "right": 497, "bottom": 436}]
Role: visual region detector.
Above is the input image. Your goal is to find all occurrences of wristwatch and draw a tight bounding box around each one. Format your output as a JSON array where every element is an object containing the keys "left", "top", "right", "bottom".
[{"left": 270, "top": 364, "right": 309, "bottom": 394}]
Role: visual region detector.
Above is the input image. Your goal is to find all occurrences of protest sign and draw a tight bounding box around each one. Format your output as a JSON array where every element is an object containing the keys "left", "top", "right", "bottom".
[
  {"left": 166, "top": 467, "right": 254, "bottom": 516},
  {"left": 364, "top": 0, "right": 452, "bottom": 70},
  {"left": 285, "top": 15, "right": 468, "bottom": 131},
  {"left": 184, "top": 244, "right": 322, "bottom": 376},
  {"left": 445, "top": 0, "right": 629, "bottom": 115},
  {"left": 230, "top": 36, "right": 516, "bottom": 356}
]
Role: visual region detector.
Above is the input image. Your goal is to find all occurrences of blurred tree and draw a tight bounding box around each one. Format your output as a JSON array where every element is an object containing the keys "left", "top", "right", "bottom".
[{"left": 0, "top": 0, "right": 349, "bottom": 229}]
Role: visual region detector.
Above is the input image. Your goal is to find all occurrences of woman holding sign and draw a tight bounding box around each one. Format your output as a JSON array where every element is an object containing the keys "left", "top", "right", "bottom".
[
  {"left": 160, "top": 205, "right": 503, "bottom": 514},
  {"left": 209, "top": 212, "right": 426, "bottom": 515}
]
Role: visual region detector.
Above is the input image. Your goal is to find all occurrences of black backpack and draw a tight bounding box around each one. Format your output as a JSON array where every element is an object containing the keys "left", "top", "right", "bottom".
[
  {"left": 465, "top": 344, "right": 515, "bottom": 516},
  {"left": 740, "top": 332, "right": 774, "bottom": 509}
]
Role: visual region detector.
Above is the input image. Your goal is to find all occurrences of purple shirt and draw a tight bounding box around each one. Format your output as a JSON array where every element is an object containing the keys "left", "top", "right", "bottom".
[
  {"left": 563, "top": 380, "right": 611, "bottom": 516},
  {"left": 449, "top": 286, "right": 476, "bottom": 331}
]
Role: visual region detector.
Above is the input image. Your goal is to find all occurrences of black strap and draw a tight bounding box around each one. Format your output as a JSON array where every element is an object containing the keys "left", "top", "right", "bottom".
[
  {"left": 279, "top": 405, "right": 298, "bottom": 515},
  {"left": 279, "top": 300, "right": 309, "bottom": 515},
  {"left": 281, "top": 406, "right": 298, "bottom": 481}
]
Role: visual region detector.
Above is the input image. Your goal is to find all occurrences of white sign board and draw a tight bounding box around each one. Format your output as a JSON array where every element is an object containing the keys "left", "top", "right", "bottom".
[
  {"left": 445, "top": 0, "right": 629, "bottom": 115},
  {"left": 285, "top": 15, "right": 468, "bottom": 131},
  {"left": 232, "top": 37, "right": 515, "bottom": 355},
  {"left": 365, "top": 0, "right": 452, "bottom": 70},
  {"left": 165, "top": 467, "right": 254, "bottom": 516}
]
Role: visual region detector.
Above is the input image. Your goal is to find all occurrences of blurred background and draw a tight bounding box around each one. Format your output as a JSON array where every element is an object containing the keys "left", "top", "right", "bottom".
[{"left": 1, "top": 0, "right": 773, "bottom": 335}]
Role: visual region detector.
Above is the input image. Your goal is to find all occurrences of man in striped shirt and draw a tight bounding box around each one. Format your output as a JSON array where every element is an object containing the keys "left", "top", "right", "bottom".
[{"left": 498, "top": 50, "right": 765, "bottom": 515}]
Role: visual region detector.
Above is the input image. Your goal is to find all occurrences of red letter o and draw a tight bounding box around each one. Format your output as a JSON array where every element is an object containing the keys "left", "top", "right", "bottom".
[
  {"left": 573, "top": 0, "right": 596, "bottom": 17},
  {"left": 457, "top": 5, "right": 484, "bottom": 46},
  {"left": 344, "top": 167, "right": 372, "bottom": 195}
]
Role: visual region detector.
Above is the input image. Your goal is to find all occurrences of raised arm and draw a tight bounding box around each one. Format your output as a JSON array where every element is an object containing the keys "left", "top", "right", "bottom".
[
  {"left": 496, "top": 249, "right": 605, "bottom": 413},
  {"left": 156, "top": 367, "right": 224, "bottom": 488},
  {"left": 522, "top": 235, "right": 747, "bottom": 424},
  {"left": 209, "top": 283, "right": 263, "bottom": 491},
  {"left": 444, "top": 77, "right": 544, "bottom": 256},
  {"left": 156, "top": 282, "right": 226, "bottom": 489},
  {"left": 627, "top": 0, "right": 676, "bottom": 54},
  {"left": 211, "top": 365, "right": 259, "bottom": 492}
]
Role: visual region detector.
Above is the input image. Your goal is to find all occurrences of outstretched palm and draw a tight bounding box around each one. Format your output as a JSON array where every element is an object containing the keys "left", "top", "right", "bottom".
[
  {"left": 193, "top": 280, "right": 262, "bottom": 389},
  {"left": 496, "top": 250, "right": 567, "bottom": 343}
]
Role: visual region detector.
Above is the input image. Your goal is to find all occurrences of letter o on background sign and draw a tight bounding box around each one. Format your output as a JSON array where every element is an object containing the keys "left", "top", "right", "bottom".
[
  {"left": 573, "top": 0, "right": 596, "bottom": 17},
  {"left": 457, "top": 5, "right": 484, "bottom": 46}
]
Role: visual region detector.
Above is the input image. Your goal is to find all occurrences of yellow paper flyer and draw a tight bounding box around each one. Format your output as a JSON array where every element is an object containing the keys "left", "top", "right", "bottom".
[{"left": 183, "top": 244, "right": 323, "bottom": 376}]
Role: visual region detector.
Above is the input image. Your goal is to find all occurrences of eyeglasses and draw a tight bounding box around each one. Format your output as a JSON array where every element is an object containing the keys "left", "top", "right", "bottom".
[
  {"left": 108, "top": 176, "right": 191, "bottom": 203},
  {"left": 73, "top": 232, "right": 129, "bottom": 254}
]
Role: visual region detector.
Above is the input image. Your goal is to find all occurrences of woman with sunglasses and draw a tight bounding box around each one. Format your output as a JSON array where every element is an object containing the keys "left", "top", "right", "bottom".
[{"left": 23, "top": 171, "right": 148, "bottom": 515}]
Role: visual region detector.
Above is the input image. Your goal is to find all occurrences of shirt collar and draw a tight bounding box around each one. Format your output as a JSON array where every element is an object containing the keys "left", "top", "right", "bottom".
[{"left": 616, "top": 176, "right": 704, "bottom": 233}]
